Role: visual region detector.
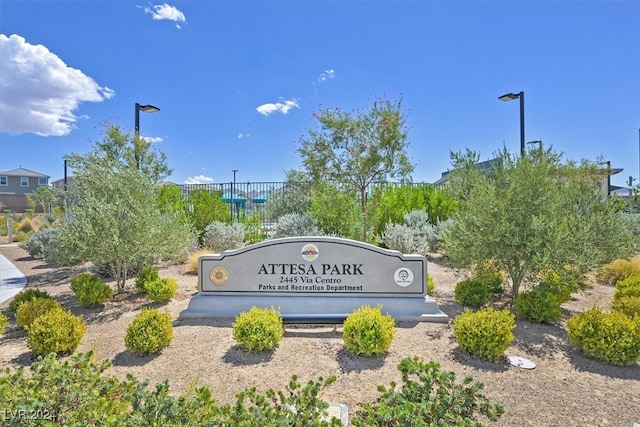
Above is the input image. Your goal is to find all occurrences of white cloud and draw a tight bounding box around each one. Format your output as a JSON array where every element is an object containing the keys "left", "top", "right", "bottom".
[
  {"left": 318, "top": 69, "right": 335, "bottom": 82},
  {"left": 143, "top": 3, "right": 186, "bottom": 28},
  {"left": 0, "top": 34, "right": 114, "bottom": 136},
  {"left": 237, "top": 133, "right": 250, "bottom": 139},
  {"left": 143, "top": 136, "right": 164, "bottom": 143},
  {"left": 185, "top": 174, "right": 214, "bottom": 184},
  {"left": 256, "top": 99, "right": 300, "bottom": 116}
]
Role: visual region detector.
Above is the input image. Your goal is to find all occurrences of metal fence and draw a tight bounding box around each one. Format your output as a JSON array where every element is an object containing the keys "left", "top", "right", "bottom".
[{"left": 179, "top": 181, "right": 438, "bottom": 227}]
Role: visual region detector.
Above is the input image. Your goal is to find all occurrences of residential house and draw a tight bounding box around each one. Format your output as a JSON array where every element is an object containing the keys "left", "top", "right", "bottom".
[{"left": 0, "top": 167, "right": 50, "bottom": 212}]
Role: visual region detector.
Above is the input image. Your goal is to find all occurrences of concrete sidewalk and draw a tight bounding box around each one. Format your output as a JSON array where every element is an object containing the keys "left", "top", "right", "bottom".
[{"left": 0, "top": 245, "right": 27, "bottom": 304}]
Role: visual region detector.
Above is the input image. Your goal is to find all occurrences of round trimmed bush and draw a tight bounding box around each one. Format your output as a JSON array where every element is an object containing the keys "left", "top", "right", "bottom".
[
  {"left": 26, "top": 308, "right": 87, "bottom": 356},
  {"left": 453, "top": 308, "right": 515, "bottom": 362},
  {"left": 567, "top": 307, "right": 640, "bottom": 366},
  {"left": 343, "top": 305, "right": 396, "bottom": 356},
  {"left": 614, "top": 275, "right": 640, "bottom": 300},
  {"left": 70, "top": 273, "right": 113, "bottom": 307},
  {"left": 454, "top": 279, "right": 490, "bottom": 307},
  {"left": 514, "top": 288, "right": 562, "bottom": 324},
  {"left": 611, "top": 296, "right": 640, "bottom": 319},
  {"left": 8, "top": 289, "right": 52, "bottom": 312},
  {"left": 125, "top": 308, "right": 174, "bottom": 355},
  {"left": 135, "top": 267, "right": 159, "bottom": 292},
  {"left": 15, "top": 298, "right": 62, "bottom": 330},
  {"left": 232, "top": 307, "right": 284, "bottom": 352},
  {"left": 145, "top": 278, "right": 178, "bottom": 303},
  {"left": 0, "top": 313, "right": 7, "bottom": 335}
]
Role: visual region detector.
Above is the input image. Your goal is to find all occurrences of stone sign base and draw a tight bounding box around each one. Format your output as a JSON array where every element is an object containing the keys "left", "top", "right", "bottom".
[{"left": 179, "top": 294, "right": 449, "bottom": 323}]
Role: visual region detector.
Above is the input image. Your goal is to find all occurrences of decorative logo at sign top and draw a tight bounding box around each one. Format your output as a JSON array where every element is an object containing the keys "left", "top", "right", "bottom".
[
  {"left": 394, "top": 268, "right": 414, "bottom": 287},
  {"left": 209, "top": 266, "right": 229, "bottom": 286},
  {"left": 301, "top": 244, "right": 319, "bottom": 262}
]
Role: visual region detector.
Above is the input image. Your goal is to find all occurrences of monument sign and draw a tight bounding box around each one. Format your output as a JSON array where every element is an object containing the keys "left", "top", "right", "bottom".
[{"left": 179, "top": 236, "right": 448, "bottom": 323}]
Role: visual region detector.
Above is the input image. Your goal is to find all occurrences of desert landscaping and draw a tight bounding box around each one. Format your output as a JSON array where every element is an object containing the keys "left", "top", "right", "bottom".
[{"left": 1, "top": 244, "right": 639, "bottom": 426}]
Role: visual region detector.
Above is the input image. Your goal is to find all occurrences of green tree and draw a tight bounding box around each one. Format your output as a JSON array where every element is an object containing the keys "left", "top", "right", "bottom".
[
  {"left": 308, "top": 182, "right": 362, "bottom": 239},
  {"left": 298, "top": 96, "right": 414, "bottom": 240},
  {"left": 443, "top": 146, "right": 638, "bottom": 302},
  {"left": 26, "top": 185, "right": 61, "bottom": 214},
  {"left": 59, "top": 125, "right": 194, "bottom": 293},
  {"left": 266, "top": 169, "right": 312, "bottom": 221},
  {"left": 186, "top": 188, "right": 229, "bottom": 242}
]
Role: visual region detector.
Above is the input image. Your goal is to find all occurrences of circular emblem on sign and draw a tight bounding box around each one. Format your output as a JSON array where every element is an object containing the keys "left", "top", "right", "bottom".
[
  {"left": 301, "top": 244, "right": 319, "bottom": 262},
  {"left": 394, "top": 268, "right": 414, "bottom": 287},
  {"left": 209, "top": 266, "right": 229, "bottom": 286}
]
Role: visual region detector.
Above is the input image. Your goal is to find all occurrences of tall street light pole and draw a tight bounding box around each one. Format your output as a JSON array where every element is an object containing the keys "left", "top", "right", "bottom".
[
  {"left": 499, "top": 91, "right": 525, "bottom": 156},
  {"left": 134, "top": 103, "right": 160, "bottom": 169}
]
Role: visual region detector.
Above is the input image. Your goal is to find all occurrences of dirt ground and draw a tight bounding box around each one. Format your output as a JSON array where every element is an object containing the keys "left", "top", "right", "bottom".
[{"left": 1, "top": 244, "right": 639, "bottom": 426}]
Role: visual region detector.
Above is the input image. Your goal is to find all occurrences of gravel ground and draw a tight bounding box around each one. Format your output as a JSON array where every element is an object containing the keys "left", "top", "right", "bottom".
[{"left": 1, "top": 245, "right": 639, "bottom": 426}]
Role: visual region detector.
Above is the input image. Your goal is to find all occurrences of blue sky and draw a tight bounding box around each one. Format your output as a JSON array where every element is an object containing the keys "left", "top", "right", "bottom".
[{"left": 1, "top": 1, "right": 638, "bottom": 189}]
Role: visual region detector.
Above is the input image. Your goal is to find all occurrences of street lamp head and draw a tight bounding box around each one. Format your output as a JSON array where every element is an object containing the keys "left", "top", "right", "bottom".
[
  {"left": 498, "top": 92, "right": 521, "bottom": 102},
  {"left": 136, "top": 104, "right": 160, "bottom": 114}
]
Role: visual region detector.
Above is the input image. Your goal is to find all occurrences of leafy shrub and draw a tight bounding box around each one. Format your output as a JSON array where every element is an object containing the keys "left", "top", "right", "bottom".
[
  {"left": 145, "top": 278, "right": 178, "bottom": 302},
  {"left": 186, "top": 188, "right": 229, "bottom": 242},
  {"left": 21, "top": 228, "right": 60, "bottom": 259},
  {"left": 473, "top": 261, "right": 504, "bottom": 294},
  {"left": 125, "top": 308, "right": 174, "bottom": 355},
  {"left": 0, "top": 351, "right": 342, "bottom": 426},
  {"left": 514, "top": 288, "right": 562, "bottom": 324},
  {"left": 0, "top": 312, "right": 7, "bottom": 335},
  {"left": 342, "top": 305, "right": 396, "bottom": 356},
  {"left": 202, "top": 221, "right": 246, "bottom": 253},
  {"left": 8, "top": 288, "right": 51, "bottom": 312},
  {"left": 613, "top": 275, "right": 640, "bottom": 300},
  {"left": 599, "top": 257, "right": 640, "bottom": 286},
  {"left": 232, "top": 307, "right": 284, "bottom": 352},
  {"left": 15, "top": 298, "right": 62, "bottom": 330},
  {"left": 611, "top": 296, "right": 640, "bottom": 318},
  {"left": 185, "top": 248, "right": 212, "bottom": 275},
  {"left": 567, "top": 307, "right": 640, "bottom": 366},
  {"left": 453, "top": 308, "right": 516, "bottom": 362},
  {"left": 537, "top": 269, "right": 579, "bottom": 304},
  {"left": 135, "top": 267, "right": 160, "bottom": 292},
  {"left": 271, "top": 213, "right": 321, "bottom": 238},
  {"left": 27, "top": 308, "right": 87, "bottom": 356},
  {"left": 380, "top": 210, "right": 444, "bottom": 255},
  {"left": 70, "top": 273, "right": 114, "bottom": 307},
  {"left": 454, "top": 279, "right": 490, "bottom": 307},
  {"left": 351, "top": 356, "right": 504, "bottom": 426},
  {"left": 427, "top": 274, "right": 435, "bottom": 295}
]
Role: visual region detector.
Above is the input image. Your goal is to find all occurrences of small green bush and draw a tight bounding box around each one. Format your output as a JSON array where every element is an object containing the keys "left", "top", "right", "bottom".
[
  {"left": 8, "top": 289, "right": 51, "bottom": 312},
  {"left": 70, "top": 273, "right": 113, "bottom": 307},
  {"left": 567, "top": 307, "right": 640, "bottom": 366},
  {"left": 537, "top": 269, "right": 578, "bottom": 304},
  {"left": 351, "top": 356, "right": 504, "bottom": 426},
  {"left": 342, "top": 305, "right": 396, "bottom": 356},
  {"left": 454, "top": 279, "right": 490, "bottom": 307},
  {"left": 473, "top": 261, "right": 504, "bottom": 294},
  {"left": 611, "top": 296, "right": 640, "bottom": 319},
  {"left": 599, "top": 257, "right": 640, "bottom": 286},
  {"left": 135, "top": 267, "right": 159, "bottom": 292},
  {"left": 514, "top": 288, "right": 562, "bottom": 324},
  {"left": 145, "top": 278, "right": 178, "bottom": 303},
  {"left": 232, "top": 307, "right": 284, "bottom": 352},
  {"left": 271, "top": 213, "right": 322, "bottom": 238},
  {"left": 0, "top": 312, "right": 7, "bottom": 335},
  {"left": 614, "top": 275, "right": 640, "bottom": 300},
  {"left": 27, "top": 308, "right": 87, "bottom": 356},
  {"left": 15, "top": 298, "right": 62, "bottom": 330},
  {"left": 125, "top": 308, "right": 174, "bottom": 355},
  {"left": 202, "top": 221, "right": 246, "bottom": 253},
  {"left": 22, "top": 228, "right": 60, "bottom": 259},
  {"left": 453, "top": 308, "right": 516, "bottom": 363},
  {"left": 427, "top": 274, "right": 435, "bottom": 295}
]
